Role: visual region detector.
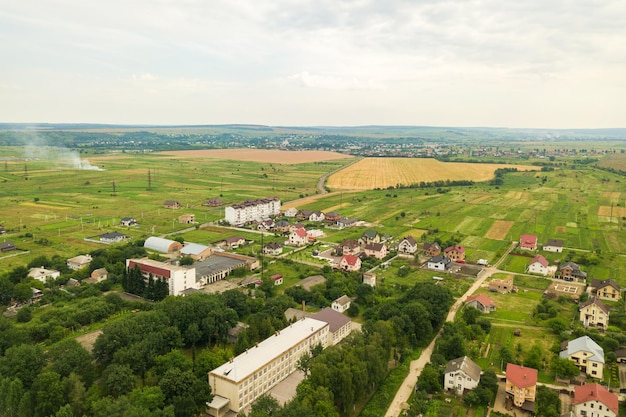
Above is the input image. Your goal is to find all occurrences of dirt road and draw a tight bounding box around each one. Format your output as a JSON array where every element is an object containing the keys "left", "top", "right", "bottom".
[{"left": 384, "top": 241, "right": 517, "bottom": 417}]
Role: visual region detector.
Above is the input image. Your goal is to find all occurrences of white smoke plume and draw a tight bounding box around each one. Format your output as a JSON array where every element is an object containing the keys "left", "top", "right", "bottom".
[{"left": 21, "top": 132, "right": 105, "bottom": 171}]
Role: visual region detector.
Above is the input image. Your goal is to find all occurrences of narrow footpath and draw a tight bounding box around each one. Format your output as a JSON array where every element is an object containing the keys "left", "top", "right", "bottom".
[{"left": 383, "top": 241, "right": 517, "bottom": 417}]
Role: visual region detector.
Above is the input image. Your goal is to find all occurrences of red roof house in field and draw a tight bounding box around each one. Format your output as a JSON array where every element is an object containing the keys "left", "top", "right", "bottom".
[
  {"left": 339, "top": 254, "right": 361, "bottom": 272},
  {"left": 444, "top": 245, "right": 466, "bottom": 261},
  {"left": 573, "top": 383, "right": 619, "bottom": 417},
  {"left": 505, "top": 364, "right": 538, "bottom": 411},
  {"left": 465, "top": 294, "right": 496, "bottom": 313},
  {"left": 519, "top": 234, "right": 538, "bottom": 250}
]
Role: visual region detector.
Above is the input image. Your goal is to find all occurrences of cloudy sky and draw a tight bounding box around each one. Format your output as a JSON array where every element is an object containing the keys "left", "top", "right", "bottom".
[{"left": 1, "top": 0, "right": 625, "bottom": 128}]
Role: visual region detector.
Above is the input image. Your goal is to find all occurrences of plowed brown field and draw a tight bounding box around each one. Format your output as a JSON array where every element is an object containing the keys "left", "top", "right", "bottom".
[
  {"left": 157, "top": 149, "right": 353, "bottom": 164},
  {"left": 327, "top": 158, "right": 537, "bottom": 190}
]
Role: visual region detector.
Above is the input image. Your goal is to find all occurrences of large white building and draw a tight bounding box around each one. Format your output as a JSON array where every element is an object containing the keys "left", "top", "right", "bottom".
[
  {"left": 126, "top": 258, "right": 198, "bottom": 296},
  {"left": 208, "top": 317, "right": 329, "bottom": 416},
  {"left": 225, "top": 198, "right": 281, "bottom": 226},
  {"left": 444, "top": 356, "right": 482, "bottom": 395}
]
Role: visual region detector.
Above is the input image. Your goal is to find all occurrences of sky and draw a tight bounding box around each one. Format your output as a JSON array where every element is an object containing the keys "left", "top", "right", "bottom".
[{"left": 1, "top": 0, "right": 625, "bottom": 128}]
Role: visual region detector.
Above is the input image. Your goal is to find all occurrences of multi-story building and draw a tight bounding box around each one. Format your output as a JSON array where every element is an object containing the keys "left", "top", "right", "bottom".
[
  {"left": 559, "top": 335, "right": 604, "bottom": 379},
  {"left": 444, "top": 245, "right": 466, "bottom": 261},
  {"left": 579, "top": 297, "right": 610, "bottom": 330},
  {"left": 528, "top": 255, "right": 549, "bottom": 276},
  {"left": 225, "top": 197, "right": 281, "bottom": 226},
  {"left": 126, "top": 258, "right": 197, "bottom": 296},
  {"left": 444, "top": 356, "right": 482, "bottom": 395},
  {"left": 589, "top": 279, "right": 622, "bottom": 302},
  {"left": 207, "top": 317, "right": 329, "bottom": 416},
  {"left": 505, "top": 363, "right": 537, "bottom": 412},
  {"left": 572, "top": 383, "right": 619, "bottom": 417}
]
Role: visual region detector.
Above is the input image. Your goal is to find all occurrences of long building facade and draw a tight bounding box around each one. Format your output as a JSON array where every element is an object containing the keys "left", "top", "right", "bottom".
[
  {"left": 208, "top": 317, "right": 329, "bottom": 416},
  {"left": 225, "top": 197, "right": 281, "bottom": 226}
]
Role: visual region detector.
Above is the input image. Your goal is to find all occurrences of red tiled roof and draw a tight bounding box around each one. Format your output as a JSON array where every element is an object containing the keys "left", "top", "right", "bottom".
[
  {"left": 444, "top": 245, "right": 465, "bottom": 254},
  {"left": 342, "top": 254, "right": 359, "bottom": 266},
  {"left": 466, "top": 293, "right": 496, "bottom": 307},
  {"left": 295, "top": 228, "right": 307, "bottom": 237},
  {"left": 506, "top": 363, "right": 537, "bottom": 388},
  {"left": 573, "top": 383, "right": 618, "bottom": 414},
  {"left": 520, "top": 234, "right": 538, "bottom": 247},
  {"left": 530, "top": 255, "right": 549, "bottom": 267}
]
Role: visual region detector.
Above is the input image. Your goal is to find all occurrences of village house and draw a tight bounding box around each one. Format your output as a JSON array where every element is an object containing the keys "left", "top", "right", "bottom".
[
  {"left": 505, "top": 363, "right": 537, "bottom": 412},
  {"left": 489, "top": 278, "right": 515, "bottom": 294},
  {"left": 557, "top": 261, "right": 587, "bottom": 283},
  {"left": 336, "top": 217, "right": 358, "bottom": 229},
  {"left": 262, "top": 242, "right": 283, "bottom": 256},
  {"left": 178, "top": 213, "right": 195, "bottom": 224},
  {"left": 28, "top": 267, "right": 60, "bottom": 283},
  {"left": 427, "top": 255, "right": 452, "bottom": 271},
  {"left": 331, "top": 295, "right": 351, "bottom": 313},
  {"left": 363, "top": 271, "right": 376, "bottom": 287},
  {"left": 309, "top": 211, "right": 325, "bottom": 222},
  {"left": 444, "top": 356, "right": 482, "bottom": 395},
  {"left": 288, "top": 228, "right": 308, "bottom": 246},
  {"left": 99, "top": 231, "right": 129, "bottom": 244},
  {"left": 465, "top": 294, "right": 496, "bottom": 314},
  {"left": 312, "top": 307, "right": 353, "bottom": 345},
  {"left": 120, "top": 217, "right": 137, "bottom": 227},
  {"left": 579, "top": 297, "right": 610, "bottom": 330},
  {"left": 66, "top": 254, "right": 92, "bottom": 270},
  {"left": 527, "top": 255, "right": 549, "bottom": 276},
  {"left": 363, "top": 242, "right": 388, "bottom": 259},
  {"left": 340, "top": 239, "right": 361, "bottom": 256},
  {"left": 271, "top": 274, "right": 283, "bottom": 285},
  {"left": 519, "top": 234, "right": 538, "bottom": 250},
  {"left": 296, "top": 209, "right": 313, "bottom": 220},
  {"left": 256, "top": 219, "right": 275, "bottom": 230},
  {"left": 0, "top": 225, "right": 5, "bottom": 234},
  {"left": 397, "top": 236, "right": 418, "bottom": 255},
  {"left": 164, "top": 200, "right": 181, "bottom": 209},
  {"left": 283, "top": 207, "right": 298, "bottom": 218},
  {"left": 444, "top": 245, "right": 466, "bottom": 261},
  {"left": 86, "top": 268, "right": 108, "bottom": 284},
  {"left": 542, "top": 239, "right": 563, "bottom": 253},
  {"left": 560, "top": 335, "right": 604, "bottom": 379},
  {"left": 338, "top": 254, "right": 361, "bottom": 272},
  {"left": 423, "top": 242, "right": 441, "bottom": 257},
  {"left": 589, "top": 278, "right": 621, "bottom": 301},
  {"left": 224, "top": 236, "right": 246, "bottom": 249},
  {"left": 324, "top": 212, "right": 341, "bottom": 223},
  {"left": 144, "top": 236, "right": 183, "bottom": 253},
  {"left": 0, "top": 241, "right": 16, "bottom": 253},
  {"left": 202, "top": 197, "right": 223, "bottom": 207},
  {"left": 572, "top": 383, "right": 619, "bottom": 417},
  {"left": 180, "top": 243, "right": 213, "bottom": 261},
  {"left": 289, "top": 223, "right": 305, "bottom": 233},
  {"left": 359, "top": 229, "right": 380, "bottom": 246},
  {"left": 273, "top": 220, "right": 290, "bottom": 234}
]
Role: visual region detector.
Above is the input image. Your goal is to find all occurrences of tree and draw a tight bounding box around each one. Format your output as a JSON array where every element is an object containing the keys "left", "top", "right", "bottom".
[
  {"left": 47, "top": 339, "right": 94, "bottom": 381},
  {"left": 535, "top": 385, "right": 560, "bottom": 417},
  {"left": 416, "top": 363, "right": 441, "bottom": 394},
  {"left": 297, "top": 352, "right": 312, "bottom": 377},
  {"left": 550, "top": 358, "right": 580, "bottom": 379},
  {"left": 32, "top": 371, "right": 65, "bottom": 417},
  {"left": 462, "top": 306, "right": 481, "bottom": 325},
  {"left": 249, "top": 394, "right": 281, "bottom": 417},
  {"left": 102, "top": 364, "right": 136, "bottom": 398},
  {"left": 63, "top": 372, "right": 86, "bottom": 417},
  {"left": 0, "top": 377, "right": 24, "bottom": 417},
  {"left": 129, "top": 386, "right": 166, "bottom": 411},
  {"left": 0, "top": 344, "right": 46, "bottom": 388}
]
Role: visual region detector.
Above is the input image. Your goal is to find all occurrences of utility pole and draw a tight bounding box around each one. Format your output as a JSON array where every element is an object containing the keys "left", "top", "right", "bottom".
[
  {"left": 147, "top": 170, "right": 152, "bottom": 190},
  {"left": 112, "top": 181, "right": 116, "bottom": 195}
]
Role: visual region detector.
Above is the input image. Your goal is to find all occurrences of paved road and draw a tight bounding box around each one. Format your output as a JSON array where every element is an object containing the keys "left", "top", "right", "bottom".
[{"left": 384, "top": 241, "right": 517, "bottom": 417}]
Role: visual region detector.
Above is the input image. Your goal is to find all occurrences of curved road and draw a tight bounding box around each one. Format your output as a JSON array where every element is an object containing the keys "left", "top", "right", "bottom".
[{"left": 384, "top": 241, "right": 517, "bottom": 417}]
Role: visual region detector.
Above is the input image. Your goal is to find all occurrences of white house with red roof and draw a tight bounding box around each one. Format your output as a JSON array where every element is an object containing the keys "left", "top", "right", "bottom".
[
  {"left": 505, "top": 363, "right": 537, "bottom": 412},
  {"left": 528, "top": 255, "right": 549, "bottom": 276},
  {"left": 573, "top": 383, "right": 618, "bottom": 417},
  {"left": 465, "top": 294, "right": 496, "bottom": 313},
  {"left": 339, "top": 254, "right": 361, "bottom": 272},
  {"left": 288, "top": 228, "right": 308, "bottom": 246},
  {"left": 519, "top": 234, "right": 538, "bottom": 251},
  {"left": 444, "top": 245, "right": 466, "bottom": 261}
]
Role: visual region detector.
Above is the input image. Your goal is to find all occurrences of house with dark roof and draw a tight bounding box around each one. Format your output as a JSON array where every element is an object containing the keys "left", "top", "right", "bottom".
[
  {"left": 505, "top": 363, "right": 537, "bottom": 412},
  {"left": 397, "top": 236, "right": 418, "bottom": 255},
  {"left": 309, "top": 211, "right": 325, "bottom": 222},
  {"left": 423, "top": 242, "right": 441, "bottom": 257},
  {"left": 120, "top": 217, "right": 137, "bottom": 227},
  {"left": 579, "top": 297, "right": 610, "bottom": 330},
  {"left": 0, "top": 241, "right": 16, "bottom": 253},
  {"left": 336, "top": 217, "right": 358, "bottom": 229},
  {"left": 519, "top": 234, "right": 538, "bottom": 250},
  {"left": 589, "top": 278, "right": 621, "bottom": 301},
  {"left": 164, "top": 200, "right": 181, "bottom": 209},
  {"left": 363, "top": 242, "right": 388, "bottom": 259},
  {"left": 311, "top": 307, "right": 353, "bottom": 345},
  {"left": 465, "top": 294, "right": 496, "bottom": 313},
  {"left": 0, "top": 225, "right": 5, "bottom": 234},
  {"left": 573, "top": 383, "right": 619, "bottom": 417},
  {"left": 543, "top": 239, "right": 563, "bottom": 253},
  {"left": 224, "top": 236, "right": 246, "bottom": 249},
  {"left": 341, "top": 239, "right": 361, "bottom": 256},
  {"left": 444, "top": 356, "right": 482, "bottom": 395},
  {"left": 427, "top": 255, "right": 452, "bottom": 271},
  {"left": 528, "top": 255, "right": 549, "bottom": 276},
  {"left": 324, "top": 212, "right": 341, "bottom": 223},
  {"left": 273, "top": 220, "right": 290, "bottom": 233},
  {"left": 262, "top": 242, "right": 283, "bottom": 256},
  {"left": 100, "top": 231, "right": 129, "bottom": 244},
  {"left": 557, "top": 261, "right": 587, "bottom": 283},
  {"left": 444, "top": 245, "right": 465, "bottom": 261},
  {"left": 560, "top": 335, "right": 604, "bottom": 379},
  {"left": 359, "top": 229, "right": 380, "bottom": 246}
]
